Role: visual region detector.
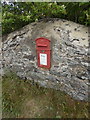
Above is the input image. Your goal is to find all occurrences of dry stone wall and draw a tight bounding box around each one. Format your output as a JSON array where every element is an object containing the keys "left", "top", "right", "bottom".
[{"left": 1, "top": 19, "right": 89, "bottom": 101}]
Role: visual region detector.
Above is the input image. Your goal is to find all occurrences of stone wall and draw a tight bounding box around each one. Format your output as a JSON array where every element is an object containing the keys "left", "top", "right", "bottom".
[{"left": 1, "top": 19, "right": 89, "bottom": 101}]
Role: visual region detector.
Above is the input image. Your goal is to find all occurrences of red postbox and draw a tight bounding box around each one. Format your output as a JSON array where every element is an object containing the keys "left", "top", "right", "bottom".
[{"left": 35, "top": 37, "right": 51, "bottom": 69}]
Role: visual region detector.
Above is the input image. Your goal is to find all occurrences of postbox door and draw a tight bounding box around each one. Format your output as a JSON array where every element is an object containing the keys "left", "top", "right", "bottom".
[{"left": 37, "top": 50, "right": 51, "bottom": 69}]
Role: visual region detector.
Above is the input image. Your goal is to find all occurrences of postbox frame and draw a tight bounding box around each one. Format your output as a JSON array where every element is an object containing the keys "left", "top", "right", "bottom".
[{"left": 35, "top": 37, "right": 51, "bottom": 69}]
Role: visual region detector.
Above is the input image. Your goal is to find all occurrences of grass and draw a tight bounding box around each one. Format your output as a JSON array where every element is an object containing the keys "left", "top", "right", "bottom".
[{"left": 2, "top": 72, "right": 89, "bottom": 118}]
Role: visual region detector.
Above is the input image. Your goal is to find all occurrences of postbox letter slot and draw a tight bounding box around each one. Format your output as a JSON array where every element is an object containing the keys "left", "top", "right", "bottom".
[{"left": 37, "top": 44, "right": 48, "bottom": 47}]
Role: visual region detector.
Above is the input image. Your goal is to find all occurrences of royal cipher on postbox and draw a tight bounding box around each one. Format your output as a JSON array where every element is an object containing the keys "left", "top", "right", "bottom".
[{"left": 35, "top": 37, "right": 51, "bottom": 69}]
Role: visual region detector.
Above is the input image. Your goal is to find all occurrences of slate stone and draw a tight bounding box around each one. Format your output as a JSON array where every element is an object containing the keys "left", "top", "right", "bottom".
[{"left": 2, "top": 19, "right": 89, "bottom": 101}]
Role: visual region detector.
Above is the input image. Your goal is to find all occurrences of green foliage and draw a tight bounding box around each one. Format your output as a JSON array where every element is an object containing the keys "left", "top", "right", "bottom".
[
  {"left": 64, "top": 2, "right": 90, "bottom": 25},
  {"left": 2, "top": 2, "right": 90, "bottom": 35}
]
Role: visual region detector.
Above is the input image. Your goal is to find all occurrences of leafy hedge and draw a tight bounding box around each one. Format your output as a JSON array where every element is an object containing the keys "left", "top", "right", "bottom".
[{"left": 2, "top": 2, "right": 90, "bottom": 35}]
